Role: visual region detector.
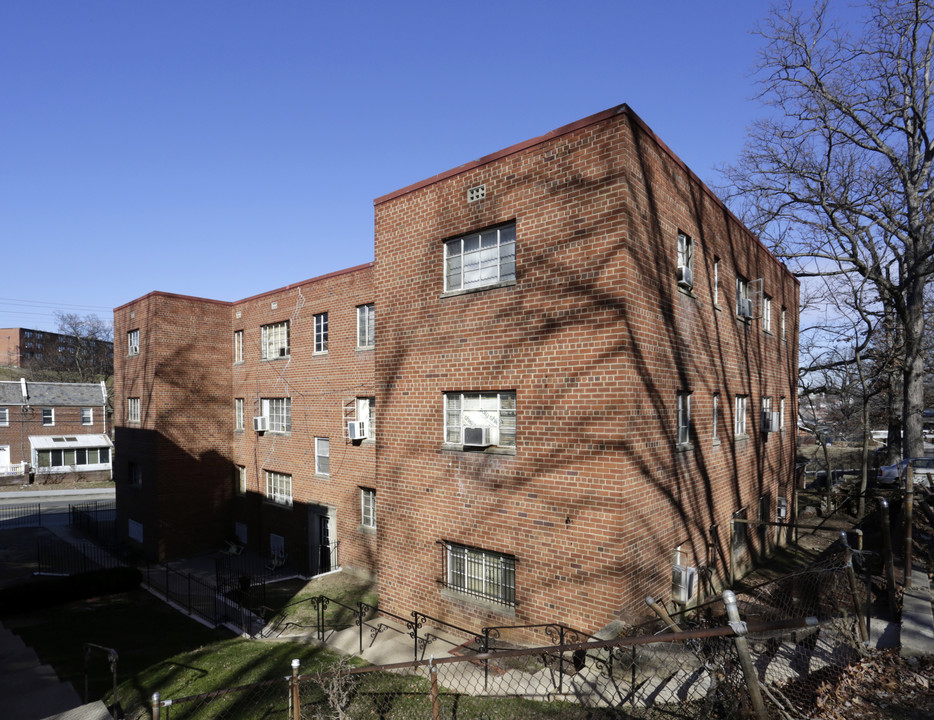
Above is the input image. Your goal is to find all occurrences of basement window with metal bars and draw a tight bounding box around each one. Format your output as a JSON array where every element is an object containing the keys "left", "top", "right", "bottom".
[{"left": 441, "top": 541, "right": 516, "bottom": 606}]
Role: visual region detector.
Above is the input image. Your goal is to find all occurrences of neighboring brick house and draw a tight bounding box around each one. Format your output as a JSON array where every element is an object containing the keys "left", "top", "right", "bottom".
[
  {"left": 113, "top": 266, "right": 376, "bottom": 572},
  {"left": 372, "top": 104, "right": 798, "bottom": 634},
  {"left": 0, "top": 379, "right": 112, "bottom": 484},
  {"left": 112, "top": 104, "right": 798, "bottom": 636}
]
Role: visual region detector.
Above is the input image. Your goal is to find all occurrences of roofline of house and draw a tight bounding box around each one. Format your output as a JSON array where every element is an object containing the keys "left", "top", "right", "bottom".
[
  {"left": 373, "top": 103, "right": 799, "bottom": 287},
  {"left": 113, "top": 262, "right": 375, "bottom": 313}
]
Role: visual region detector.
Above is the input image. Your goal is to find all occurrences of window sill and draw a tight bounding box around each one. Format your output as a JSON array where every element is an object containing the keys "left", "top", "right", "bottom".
[
  {"left": 734, "top": 434, "right": 749, "bottom": 442},
  {"left": 676, "top": 442, "right": 694, "bottom": 452},
  {"left": 763, "top": 329, "right": 774, "bottom": 336},
  {"left": 358, "top": 524, "right": 377, "bottom": 535},
  {"left": 441, "top": 279, "right": 517, "bottom": 299},
  {"left": 264, "top": 499, "right": 293, "bottom": 509},
  {"left": 676, "top": 284, "right": 696, "bottom": 298},
  {"left": 313, "top": 351, "right": 329, "bottom": 357},
  {"left": 712, "top": 439, "right": 721, "bottom": 447},
  {"left": 440, "top": 587, "right": 517, "bottom": 616},
  {"left": 315, "top": 473, "right": 330, "bottom": 479},
  {"left": 234, "top": 361, "right": 244, "bottom": 366},
  {"left": 266, "top": 431, "right": 292, "bottom": 437},
  {"left": 441, "top": 443, "right": 516, "bottom": 456},
  {"left": 356, "top": 345, "right": 374, "bottom": 352}
]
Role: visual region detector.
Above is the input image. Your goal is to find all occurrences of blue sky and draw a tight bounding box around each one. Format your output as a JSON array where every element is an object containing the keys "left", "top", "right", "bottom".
[{"left": 2, "top": 1, "right": 778, "bottom": 332}]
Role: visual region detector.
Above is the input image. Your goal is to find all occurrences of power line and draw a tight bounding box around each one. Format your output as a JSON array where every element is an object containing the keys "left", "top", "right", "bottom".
[{"left": 0, "top": 297, "right": 112, "bottom": 311}]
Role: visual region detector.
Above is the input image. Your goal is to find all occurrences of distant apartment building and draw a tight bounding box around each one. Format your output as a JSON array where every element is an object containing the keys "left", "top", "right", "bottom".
[
  {"left": 0, "top": 379, "right": 111, "bottom": 484},
  {"left": 113, "top": 104, "right": 798, "bottom": 635},
  {"left": 0, "top": 326, "right": 113, "bottom": 373}
]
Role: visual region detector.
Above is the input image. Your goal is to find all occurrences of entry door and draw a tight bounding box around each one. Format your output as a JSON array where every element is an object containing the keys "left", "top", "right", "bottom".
[
  {"left": 307, "top": 505, "right": 332, "bottom": 576},
  {"left": 0, "top": 446, "right": 10, "bottom": 469}
]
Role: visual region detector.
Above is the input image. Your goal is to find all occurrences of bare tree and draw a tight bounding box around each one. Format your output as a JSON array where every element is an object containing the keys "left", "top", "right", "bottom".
[
  {"left": 52, "top": 312, "right": 113, "bottom": 382},
  {"left": 725, "top": 0, "right": 934, "bottom": 459}
]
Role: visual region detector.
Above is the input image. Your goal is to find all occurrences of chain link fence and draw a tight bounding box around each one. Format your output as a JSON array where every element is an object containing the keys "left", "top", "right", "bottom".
[{"left": 137, "top": 541, "right": 867, "bottom": 720}]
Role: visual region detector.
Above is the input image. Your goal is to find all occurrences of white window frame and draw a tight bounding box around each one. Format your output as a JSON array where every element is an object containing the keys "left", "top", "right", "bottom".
[
  {"left": 127, "top": 397, "right": 141, "bottom": 424},
  {"left": 444, "top": 222, "right": 516, "bottom": 293},
  {"left": 0, "top": 408, "right": 8, "bottom": 427},
  {"left": 357, "top": 396, "right": 375, "bottom": 438},
  {"left": 235, "top": 398, "right": 244, "bottom": 431},
  {"left": 677, "top": 232, "right": 694, "bottom": 284},
  {"left": 314, "top": 312, "right": 329, "bottom": 354},
  {"left": 444, "top": 391, "right": 517, "bottom": 448},
  {"left": 234, "top": 330, "right": 243, "bottom": 363},
  {"left": 677, "top": 391, "right": 691, "bottom": 446},
  {"left": 237, "top": 465, "right": 247, "bottom": 495},
  {"left": 734, "top": 395, "right": 747, "bottom": 437},
  {"left": 361, "top": 487, "right": 376, "bottom": 529},
  {"left": 128, "top": 329, "right": 139, "bottom": 356},
  {"left": 762, "top": 396, "right": 773, "bottom": 431},
  {"left": 445, "top": 542, "right": 516, "bottom": 606},
  {"left": 42, "top": 408, "right": 54, "bottom": 426},
  {"left": 261, "top": 398, "right": 292, "bottom": 433},
  {"left": 261, "top": 321, "right": 290, "bottom": 360},
  {"left": 780, "top": 398, "right": 786, "bottom": 432},
  {"left": 736, "top": 276, "right": 749, "bottom": 317},
  {"left": 81, "top": 408, "right": 93, "bottom": 426},
  {"left": 265, "top": 470, "right": 293, "bottom": 506},
  {"left": 712, "top": 393, "right": 719, "bottom": 442},
  {"left": 357, "top": 304, "right": 375, "bottom": 349},
  {"left": 762, "top": 295, "right": 772, "bottom": 332},
  {"left": 781, "top": 307, "right": 787, "bottom": 340},
  {"left": 315, "top": 437, "right": 330, "bottom": 476}
]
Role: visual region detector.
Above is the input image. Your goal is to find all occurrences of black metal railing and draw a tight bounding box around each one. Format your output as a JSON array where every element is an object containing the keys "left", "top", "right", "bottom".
[{"left": 0, "top": 502, "right": 42, "bottom": 528}]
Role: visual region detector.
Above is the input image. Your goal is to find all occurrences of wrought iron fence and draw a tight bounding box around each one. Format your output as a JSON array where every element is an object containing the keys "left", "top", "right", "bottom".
[
  {"left": 0, "top": 502, "right": 41, "bottom": 528},
  {"left": 69, "top": 499, "right": 117, "bottom": 544},
  {"left": 36, "top": 538, "right": 124, "bottom": 575}
]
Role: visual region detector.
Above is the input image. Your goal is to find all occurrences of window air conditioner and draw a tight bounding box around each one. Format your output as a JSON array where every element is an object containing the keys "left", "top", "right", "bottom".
[
  {"left": 739, "top": 298, "right": 753, "bottom": 318},
  {"left": 253, "top": 416, "right": 269, "bottom": 432},
  {"left": 278, "top": 347, "right": 288, "bottom": 357},
  {"left": 347, "top": 420, "right": 369, "bottom": 440},
  {"left": 777, "top": 496, "right": 788, "bottom": 520},
  {"left": 463, "top": 427, "right": 492, "bottom": 447},
  {"left": 671, "top": 564, "right": 697, "bottom": 605},
  {"left": 129, "top": 345, "right": 139, "bottom": 355},
  {"left": 677, "top": 265, "right": 694, "bottom": 289}
]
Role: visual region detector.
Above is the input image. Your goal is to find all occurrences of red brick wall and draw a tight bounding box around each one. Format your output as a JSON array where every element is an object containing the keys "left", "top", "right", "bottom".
[
  {"left": 0, "top": 401, "right": 108, "bottom": 469},
  {"left": 373, "top": 106, "right": 799, "bottom": 634},
  {"left": 114, "top": 266, "right": 376, "bottom": 574}
]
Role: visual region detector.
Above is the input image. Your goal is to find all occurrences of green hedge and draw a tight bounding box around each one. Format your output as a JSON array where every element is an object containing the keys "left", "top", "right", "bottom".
[{"left": 0, "top": 567, "right": 142, "bottom": 614}]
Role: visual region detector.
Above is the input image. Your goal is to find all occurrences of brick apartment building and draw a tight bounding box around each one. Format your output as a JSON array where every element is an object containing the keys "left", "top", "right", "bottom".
[
  {"left": 113, "top": 266, "right": 375, "bottom": 571},
  {"left": 113, "top": 104, "right": 798, "bottom": 635},
  {"left": 0, "top": 379, "right": 112, "bottom": 484},
  {"left": 0, "top": 326, "right": 113, "bottom": 370}
]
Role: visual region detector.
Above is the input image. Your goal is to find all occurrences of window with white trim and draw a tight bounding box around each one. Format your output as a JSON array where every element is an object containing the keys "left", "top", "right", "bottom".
[
  {"left": 0, "top": 408, "right": 8, "bottom": 427},
  {"left": 38, "top": 446, "right": 111, "bottom": 469},
  {"left": 81, "top": 408, "right": 93, "bottom": 425},
  {"left": 42, "top": 408, "right": 54, "bottom": 426},
  {"left": 127, "top": 398, "right": 140, "bottom": 423},
  {"left": 736, "top": 276, "right": 749, "bottom": 317},
  {"left": 357, "top": 304, "right": 375, "bottom": 349},
  {"left": 234, "top": 330, "right": 243, "bottom": 363},
  {"left": 444, "top": 391, "right": 516, "bottom": 448},
  {"left": 261, "top": 398, "right": 291, "bottom": 433},
  {"left": 762, "top": 295, "right": 772, "bottom": 332},
  {"left": 443, "top": 542, "right": 516, "bottom": 606},
  {"left": 712, "top": 393, "right": 720, "bottom": 442},
  {"left": 315, "top": 438, "right": 330, "bottom": 476},
  {"left": 265, "top": 470, "right": 292, "bottom": 506},
  {"left": 677, "top": 391, "right": 691, "bottom": 445},
  {"left": 261, "top": 321, "right": 290, "bottom": 360},
  {"left": 762, "top": 396, "right": 773, "bottom": 431},
  {"left": 314, "top": 313, "right": 328, "bottom": 353},
  {"left": 444, "top": 222, "right": 516, "bottom": 292},
  {"left": 361, "top": 488, "right": 376, "bottom": 529},
  {"left": 357, "top": 397, "right": 375, "bottom": 439},
  {"left": 235, "top": 398, "right": 244, "bottom": 431},
  {"left": 780, "top": 398, "right": 786, "bottom": 431},
  {"left": 676, "top": 232, "right": 694, "bottom": 288},
  {"left": 236, "top": 465, "right": 246, "bottom": 495},
  {"left": 781, "top": 307, "right": 787, "bottom": 340},
  {"left": 127, "top": 329, "right": 139, "bottom": 356},
  {"left": 734, "top": 395, "right": 747, "bottom": 437}
]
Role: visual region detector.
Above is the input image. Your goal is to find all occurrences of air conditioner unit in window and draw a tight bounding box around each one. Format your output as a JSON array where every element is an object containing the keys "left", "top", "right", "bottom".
[
  {"left": 253, "top": 416, "right": 269, "bottom": 432},
  {"left": 463, "top": 427, "right": 492, "bottom": 447},
  {"left": 777, "top": 496, "right": 789, "bottom": 520},
  {"left": 347, "top": 420, "right": 369, "bottom": 440},
  {"left": 129, "top": 345, "right": 139, "bottom": 355},
  {"left": 671, "top": 564, "right": 697, "bottom": 605},
  {"left": 677, "top": 265, "right": 694, "bottom": 289},
  {"left": 739, "top": 298, "right": 753, "bottom": 318}
]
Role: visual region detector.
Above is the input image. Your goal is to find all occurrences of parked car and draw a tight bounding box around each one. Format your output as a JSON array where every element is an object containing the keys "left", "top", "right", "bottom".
[{"left": 876, "top": 457, "right": 934, "bottom": 489}]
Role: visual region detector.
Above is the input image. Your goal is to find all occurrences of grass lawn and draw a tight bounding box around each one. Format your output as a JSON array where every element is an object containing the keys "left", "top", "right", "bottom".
[{"left": 262, "top": 571, "right": 378, "bottom": 632}]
